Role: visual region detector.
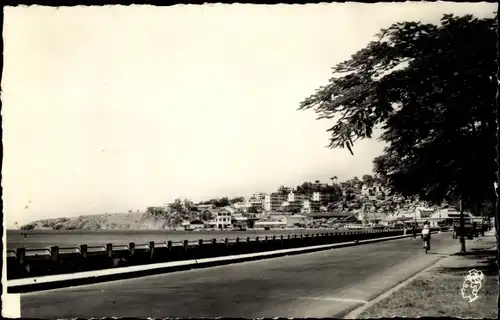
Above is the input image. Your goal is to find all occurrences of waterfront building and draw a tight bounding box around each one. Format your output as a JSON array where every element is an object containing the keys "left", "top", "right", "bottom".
[
  {"left": 248, "top": 192, "right": 267, "bottom": 210},
  {"left": 204, "top": 207, "right": 236, "bottom": 229},
  {"left": 264, "top": 193, "right": 288, "bottom": 211},
  {"left": 429, "top": 208, "right": 476, "bottom": 227},
  {"left": 305, "top": 211, "right": 359, "bottom": 226},
  {"left": 231, "top": 212, "right": 248, "bottom": 229},
  {"left": 215, "top": 210, "right": 232, "bottom": 229},
  {"left": 254, "top": 216, "right": 287, "bottom": 229}
]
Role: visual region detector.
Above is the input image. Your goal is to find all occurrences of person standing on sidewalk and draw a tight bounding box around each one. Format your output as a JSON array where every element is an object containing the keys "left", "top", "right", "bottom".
[
  {"left": 421, "top": 221, "right": 431, "bottom": 250},
  {"left": 412, "top": 224, "right": 417, "bottom": 239}
]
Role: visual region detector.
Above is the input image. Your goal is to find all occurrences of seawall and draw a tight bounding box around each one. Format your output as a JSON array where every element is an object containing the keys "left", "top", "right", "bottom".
[{"left": 7, "top": 228, "right": 440, "bottom": 293}]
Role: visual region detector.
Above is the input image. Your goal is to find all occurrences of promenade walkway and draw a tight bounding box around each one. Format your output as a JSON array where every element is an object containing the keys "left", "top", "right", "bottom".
[{"left": 350, "top": 230, "right": 498, "bottom": 318}]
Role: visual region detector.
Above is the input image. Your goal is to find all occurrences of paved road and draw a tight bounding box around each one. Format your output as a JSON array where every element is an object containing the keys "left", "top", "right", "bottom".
[{"left": 21, "top": 232, "right": 460, "bottom": 318}]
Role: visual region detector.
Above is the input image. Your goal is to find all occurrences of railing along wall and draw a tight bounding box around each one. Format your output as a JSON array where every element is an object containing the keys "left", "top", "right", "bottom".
[{"left": 7, "top": 228, "right": 432, "bottom": 280}]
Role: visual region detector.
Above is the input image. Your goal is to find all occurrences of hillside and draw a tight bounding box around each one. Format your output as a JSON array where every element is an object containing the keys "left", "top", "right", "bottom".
[{"left": 20, "top": 212, "right": 175, "bottom": 231}]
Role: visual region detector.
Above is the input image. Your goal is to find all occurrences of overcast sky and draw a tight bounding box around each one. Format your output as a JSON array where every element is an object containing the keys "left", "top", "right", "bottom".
[{"left": 2, "top": 3, "right": 496, "bottom": 227}]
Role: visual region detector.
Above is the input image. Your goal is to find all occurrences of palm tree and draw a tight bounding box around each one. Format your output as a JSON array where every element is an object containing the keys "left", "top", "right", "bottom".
[{"left": 331, "top": 176, "right": 338, "bottom": 185}]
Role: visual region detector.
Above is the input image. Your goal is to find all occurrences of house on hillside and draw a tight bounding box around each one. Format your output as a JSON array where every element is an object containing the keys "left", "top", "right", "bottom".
[
  {"left": 197, "top": 204, "right": 215, "bottom": 211},
  {"left": 219, "top": 206, "right": 238, "bottom": 215},
  {"left": 233, "top": 201, "right": 251, "bottom": 211},
  {"left": 248, "top": 193, "right": 266, "bottom": 211}
]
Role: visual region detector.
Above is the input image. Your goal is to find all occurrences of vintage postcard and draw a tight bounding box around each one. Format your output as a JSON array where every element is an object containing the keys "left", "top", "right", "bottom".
[{"left": 2, "top": 2, "right": 498, "bottom": 319}]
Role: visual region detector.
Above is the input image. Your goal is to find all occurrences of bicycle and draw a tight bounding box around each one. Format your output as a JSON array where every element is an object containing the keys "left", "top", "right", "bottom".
[{"left": 423, "top": 240, "right": 429, "bottom": 253}]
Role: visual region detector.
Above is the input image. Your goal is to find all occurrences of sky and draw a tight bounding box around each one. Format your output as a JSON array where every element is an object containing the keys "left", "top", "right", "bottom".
[{"left": 2, "top": 3, "right": 496, "bottom": 227}]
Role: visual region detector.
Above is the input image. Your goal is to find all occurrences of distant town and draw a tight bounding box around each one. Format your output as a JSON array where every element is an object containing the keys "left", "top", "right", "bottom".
[
  {"left": 18, "top": 174, "right": 486, "bottom": 232},
  {"left": 141, "top": 175, "right": 483, "bottom": 231}
]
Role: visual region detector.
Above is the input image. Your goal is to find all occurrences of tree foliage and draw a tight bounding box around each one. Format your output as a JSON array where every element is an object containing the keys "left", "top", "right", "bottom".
[
  {"left": 277, "top": 185, "right": 292, "bottom": 194},
  {"left": 299, "top": 13, "right": 497, "bottom": 212},
  {"left": 146, "top": 206, "right": 167, "bottom": 217},
  {"left": 200, "top": 210, "right": 214, "bottom": 222},
  {"left": 199, "top": 197, "right": 231, "bottom": 208},
  {"left": 229, "top": 197, "right": 245, "bottom": 204}
]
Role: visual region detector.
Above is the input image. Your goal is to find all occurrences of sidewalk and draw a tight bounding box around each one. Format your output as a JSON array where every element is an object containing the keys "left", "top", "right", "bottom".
[{"left": 356, "top": 231, "right": 498, "bottom": 319}]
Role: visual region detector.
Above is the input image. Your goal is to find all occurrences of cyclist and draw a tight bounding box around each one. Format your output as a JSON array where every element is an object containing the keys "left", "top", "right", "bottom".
[{"left": 421, "top": 221, "right": 431, "bottom": 250}]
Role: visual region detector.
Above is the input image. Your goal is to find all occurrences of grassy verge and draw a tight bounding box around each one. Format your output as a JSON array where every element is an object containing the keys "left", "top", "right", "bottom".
[{"left": 358, "top": 248, "right": 498, "bottom": 318}]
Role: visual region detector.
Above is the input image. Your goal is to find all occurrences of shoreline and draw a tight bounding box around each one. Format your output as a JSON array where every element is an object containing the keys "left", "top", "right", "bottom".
[
  {"left": 7, "top": 227, "right": 335, "bottom": 233},
  {"left": 6, "top": 228, "right": 349, "bottom": 251}
]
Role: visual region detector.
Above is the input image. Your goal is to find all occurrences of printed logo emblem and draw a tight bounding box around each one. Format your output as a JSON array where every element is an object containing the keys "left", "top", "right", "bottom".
[{"left": 461, "top": 269, "right": 485, "bottom": 302}]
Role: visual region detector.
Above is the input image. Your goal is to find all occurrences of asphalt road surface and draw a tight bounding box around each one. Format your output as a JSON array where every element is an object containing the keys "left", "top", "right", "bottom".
[{"left": 21, "top": 232, "right": 460, "bottom": 318}]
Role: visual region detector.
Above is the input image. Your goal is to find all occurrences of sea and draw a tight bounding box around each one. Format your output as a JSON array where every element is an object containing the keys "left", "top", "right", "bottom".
[{"left": 6, "top": 228, "right": 347, "bottom": 251}]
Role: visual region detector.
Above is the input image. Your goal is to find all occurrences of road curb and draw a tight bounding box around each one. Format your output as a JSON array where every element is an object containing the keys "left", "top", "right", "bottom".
[
  {"left": 342, "top": 254, "right": 452, "bottom": 319},
  {"left": 8, "top": 232, "right": 427, "bottom": 293},
  {"left": 342, "top": 235, "right": 496, "bottom": 319}
]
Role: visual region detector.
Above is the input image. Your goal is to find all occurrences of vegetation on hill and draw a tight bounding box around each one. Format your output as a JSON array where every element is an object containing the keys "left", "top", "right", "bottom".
[
  {"left": 19, "top": 173, "right": 428, "bottom": 231},
  {"left": 19, "top": 212, "right": 176, "bottom": 231}
]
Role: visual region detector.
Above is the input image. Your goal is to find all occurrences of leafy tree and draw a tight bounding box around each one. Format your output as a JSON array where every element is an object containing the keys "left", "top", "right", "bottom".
[
  {"left": 277, "top": 185, "right": 291, "bottom": 194},
  {"left": 20, "top": 224, "right": 35, "bottom": 230},
  {"left": 248, "top": 206, "right": 259, "bottom": 214},
  {"left": 362, "top": 174, "right": 375, "bottom": 186},
  {"left": 168, "top": 199, "right": 185, "bottom": 214},
  {"left": 299, "top": 13, "right": 497, "bottom": 214},
  {"left": 216, "top": 197, "right": 230, "bottom": 207},
  {"left": 296, "top": 182, "right": 314, "bottom": 194},
  {"left": 183, "top": 199, "right": 194, "bottom": 211},
  {"left": 200, "top": 210, "right": 214, "bottom": 222},
  {"left": 230, "top": 197, "right": 245, "bottom": 204},
  {"left": 146, "top": 206, "right": 167, "bottom": 218}
]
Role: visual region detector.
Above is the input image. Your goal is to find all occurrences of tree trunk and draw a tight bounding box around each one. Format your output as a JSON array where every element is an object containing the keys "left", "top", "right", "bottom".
[
  {"left": 495, "top": 16, "right": 500, "bottom": 311},
  {"left": 459, "top": 200, "right": 466, "bottom": 253}
]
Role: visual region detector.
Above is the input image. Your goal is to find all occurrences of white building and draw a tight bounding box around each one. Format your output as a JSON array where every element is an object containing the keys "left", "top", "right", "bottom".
[
  {"left": 430, "top": 208, "right": 474, "bottom": 221},
  {"left": 312, "top": 192, "right": 320, "bottom": 201},
  {"left": 206, "top": 207, "right": 237, "bottom": 229},
  {"left": 254, "top": 219, "right": 287, "bottom": 228},
  {"left": 264, "top": 193, "right": 287, "bottom": 211},
  {"left": 415, "top": 207, "right": 435, "bottom": 219},
  {"left": 233, "top": 202, "right": 252, "bottom": 210},
  {"left": 361, "top": 185, "right": 370, "bottom": 197},
  {"left": 301, "top": 200, "right": 311, "bottom": 213},
  {"left": 197, "top": 204, "right": 215, "bottom": 211}
]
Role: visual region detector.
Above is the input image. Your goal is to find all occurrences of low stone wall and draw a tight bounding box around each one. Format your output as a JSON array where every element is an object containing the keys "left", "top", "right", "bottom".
[{"left": 7, "top": 228, "right": 432, "bottom": 280}]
